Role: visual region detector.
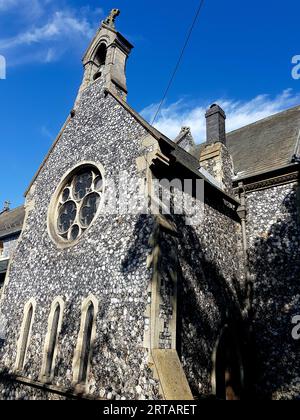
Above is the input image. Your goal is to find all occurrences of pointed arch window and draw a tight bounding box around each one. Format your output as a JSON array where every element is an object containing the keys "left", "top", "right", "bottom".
[
  {"left": 41, "top": 299, "right": 64, "bottom": 381},
  {"left": 16, "top": 300, "right": 35, "bottom": 371},
  {"left": 45, "top": 304, "right": 60, "bottom": 377},
  {"left": 73, "top": 296, "right": 98, "bottom": 386},
  {"left": 78, "top": 303, "right": 94, "bottom": 383}
]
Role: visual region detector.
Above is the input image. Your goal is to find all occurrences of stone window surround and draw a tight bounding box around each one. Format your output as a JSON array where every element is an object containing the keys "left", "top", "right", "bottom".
[
  {"left": 47, "top": 161, "right": 106, "bottom": 250},
  {"left": 39, "top": 297, "right": 65, "bottom": 383},
  {"left": 15, "top": 298, "right": 36, "bottom": 372},
  {"left": 72, "top": 294, "right": 99, "bottom": 390}
]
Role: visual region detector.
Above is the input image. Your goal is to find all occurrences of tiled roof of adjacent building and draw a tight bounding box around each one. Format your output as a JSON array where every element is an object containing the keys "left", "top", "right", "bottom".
[
  {"left": 0, "top": 206, "right": 25, "bottom": 239},
  {"left": 226, "top": 105, "right": 300, "bottom": 179},
  {"left": 191, "top": 105, "right": 300, "bottom": 179}
]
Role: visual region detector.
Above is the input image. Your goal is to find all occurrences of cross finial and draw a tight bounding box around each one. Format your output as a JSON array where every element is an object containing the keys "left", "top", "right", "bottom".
[
  {"left": 103, "top": 8, "right": 120, "bottom": 29},
  {"left": 0, "top": 201, "right": 10, "bottom": 214}
]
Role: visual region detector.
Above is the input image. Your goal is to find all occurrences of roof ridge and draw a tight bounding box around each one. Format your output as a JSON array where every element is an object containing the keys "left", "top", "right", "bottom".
[
  {"left": 5, "top": 205, "right": 24, "bottom": 212},
  {"left": 227, "top": 104, "right": 300, "bottom": 136}
]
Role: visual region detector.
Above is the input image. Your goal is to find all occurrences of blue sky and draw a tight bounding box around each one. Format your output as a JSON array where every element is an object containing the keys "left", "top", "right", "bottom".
[{"left": 1, "top": 0, "right": 300, "bottom": 208}]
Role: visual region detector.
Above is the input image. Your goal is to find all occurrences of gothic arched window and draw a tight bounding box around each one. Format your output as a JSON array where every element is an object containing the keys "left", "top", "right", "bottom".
[
  {"left": 73, "top": 296, "right": 98, "bottom": 385},
  {"left": 16, "top": 300, "right": 35, "bottom": 371},
  {"left": 41, "top": 299, "right": 64, "bottom": 381},
  {"left": 78, "top": 303, "right": 94, "bottom": 383}
]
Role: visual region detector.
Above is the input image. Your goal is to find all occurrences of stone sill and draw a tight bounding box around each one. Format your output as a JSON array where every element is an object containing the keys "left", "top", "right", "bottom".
[{"left": 3, "top": 375, "right": 104, "bottom": 400}]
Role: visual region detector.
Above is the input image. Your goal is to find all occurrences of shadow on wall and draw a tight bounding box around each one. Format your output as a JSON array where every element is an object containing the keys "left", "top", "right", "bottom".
[
  {"left": 121, "top": 211, "right": 251, "bottom": 400},
  {"left": 5, "top": 186, "right": 299, "bottom": 400},
  {"left": 173, "top": 215, "right": 249, "bottom": 400},
  {"left": 247, "top": 186, "right": 300, "bottom": 400}
]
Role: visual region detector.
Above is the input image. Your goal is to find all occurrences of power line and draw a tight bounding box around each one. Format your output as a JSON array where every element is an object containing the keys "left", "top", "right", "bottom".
[{"left": 151, "top": 0, "right": 206, "bottom": 125}]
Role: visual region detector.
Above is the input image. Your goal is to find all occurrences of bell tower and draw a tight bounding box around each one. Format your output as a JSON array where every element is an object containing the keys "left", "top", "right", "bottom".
[{"left": 75, "top": 9, "right": 133, "bottom": 105}]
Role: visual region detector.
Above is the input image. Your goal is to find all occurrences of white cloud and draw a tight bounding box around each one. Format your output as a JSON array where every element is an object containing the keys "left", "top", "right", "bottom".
[
  {"left": 0, "top": 0, "right": 46, "bottom": 19},
  {"left": 141, "top": 89, "right": 300, "bottom": 143},
  {"left": 0, "top": 4, "right": 103, "bottom": 65},
  {"left": 41, "top": 125, "right": 53, "bottom": 140},
  {"left": 0, "top": 11, "right": 95, "bottom": 50},
  {"left": 0, "top": 0, "right": 22, "bottom": 11}
]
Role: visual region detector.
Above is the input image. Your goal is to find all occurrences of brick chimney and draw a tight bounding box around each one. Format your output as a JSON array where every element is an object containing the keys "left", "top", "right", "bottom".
[
  {"left": 205, "top": 104, "right": 226, "bottom": 145},
  {"left": 199, "top": 105, "right": 234, "bottom": 194}
]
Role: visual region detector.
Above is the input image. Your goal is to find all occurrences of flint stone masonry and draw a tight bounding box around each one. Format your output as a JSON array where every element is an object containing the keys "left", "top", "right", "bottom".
[
  {"left": 178, "top": 194, "right": 244, "bottom": 397},
  {"left": 200, "top": 143, "right": 234, "bottom": 194},
  {"left": 0, "top": 74, "right": 246, "bottom": 400},
  {"left": 246, "top": 182, "right": 300, "bottom": 399},
  {"left": 0, "top": 78, "right": 161, "bottom": 400},
  {"left": 151, "top": 179, "right": 244, "bottom": 398},
  {"left": 1, "top": 10, "right": 300, "bottom": 400}
]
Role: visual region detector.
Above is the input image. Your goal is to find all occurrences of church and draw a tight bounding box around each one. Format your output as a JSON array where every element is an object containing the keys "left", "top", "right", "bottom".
[{"left": 0, "top": 9, "right": 300, "bottom": 400}]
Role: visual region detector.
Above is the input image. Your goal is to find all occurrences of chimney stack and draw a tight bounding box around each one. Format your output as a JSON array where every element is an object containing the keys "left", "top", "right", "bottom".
[{"left": 205, "top": 104, "right": 226, "bottom": 145}]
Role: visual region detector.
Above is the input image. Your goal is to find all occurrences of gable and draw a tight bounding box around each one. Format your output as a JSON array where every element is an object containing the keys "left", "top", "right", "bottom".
[{"left": 0, "top": 206, "right": 25, "bottom": 239}]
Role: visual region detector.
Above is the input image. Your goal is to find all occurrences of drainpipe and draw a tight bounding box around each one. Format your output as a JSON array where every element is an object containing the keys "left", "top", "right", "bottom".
[
  {"left": 237, "top": 182, "right": 247, "bottom": 257},
  {"left": 237, "top": 182, "right": 253, "bottom": 316}
]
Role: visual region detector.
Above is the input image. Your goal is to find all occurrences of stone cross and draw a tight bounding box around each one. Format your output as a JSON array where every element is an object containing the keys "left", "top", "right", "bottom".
[
  {"left": 103, "top": 9, "right": 120, "bottom": 28},
  {"left": 3, "top": 201, "right": 10, "bottom": 211}
]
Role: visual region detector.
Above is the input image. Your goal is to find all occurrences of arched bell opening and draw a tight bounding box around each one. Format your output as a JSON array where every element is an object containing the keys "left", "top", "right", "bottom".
[{"left": 93, "top": 43, "right": 107, "bottom": 81}]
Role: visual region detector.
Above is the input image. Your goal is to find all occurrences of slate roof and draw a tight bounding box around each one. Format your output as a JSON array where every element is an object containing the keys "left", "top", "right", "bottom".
[
  {"left": 105, "top": 88, "right": 239, "bottom": 205},
  {"left": 226, "top": 106, "right": 300, "bottom": 178},
  {"left": 191, "top": 105, "right": 300, "bottom": 179},
  {"left": 0, "top": 206, "right": 25, "bottom": 239}
]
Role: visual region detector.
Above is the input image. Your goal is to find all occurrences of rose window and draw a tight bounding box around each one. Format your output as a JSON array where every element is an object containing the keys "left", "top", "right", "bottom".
[{"left": 50, "top": 164, "right": 104, "bottom": 244}]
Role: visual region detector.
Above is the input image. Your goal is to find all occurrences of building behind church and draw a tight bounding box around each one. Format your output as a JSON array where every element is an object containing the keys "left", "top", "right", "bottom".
[
  {"left": 0, "top": 205, "right": 24, "bottom": 295},
  {"left": 0, "top": 9, "right": 300, "bottom": 400}
]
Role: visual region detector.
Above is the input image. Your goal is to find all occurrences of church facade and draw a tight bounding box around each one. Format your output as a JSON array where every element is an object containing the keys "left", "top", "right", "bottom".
[{"left": 0, "top": 9, "right": 299, "bottom": 400}]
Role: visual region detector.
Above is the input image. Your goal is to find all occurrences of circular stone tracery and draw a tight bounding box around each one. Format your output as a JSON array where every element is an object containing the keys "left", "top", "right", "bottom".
[{"left": 53, "top": 165, "right": 104, "bottom": 243}]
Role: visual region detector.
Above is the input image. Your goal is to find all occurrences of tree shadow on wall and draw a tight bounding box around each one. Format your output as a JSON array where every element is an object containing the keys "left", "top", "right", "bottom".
[
  {"left": 121, "top": 212, "right": 251, "bottom": 400},
  {"left": 247, "top": 186, "right": 300, "bottom": 400},
  {"left": 173, "top": 214, "right": 250, "bottom": 399},
  {"left": 0, "top": 367, "right": 19, "bottom": 400}
]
